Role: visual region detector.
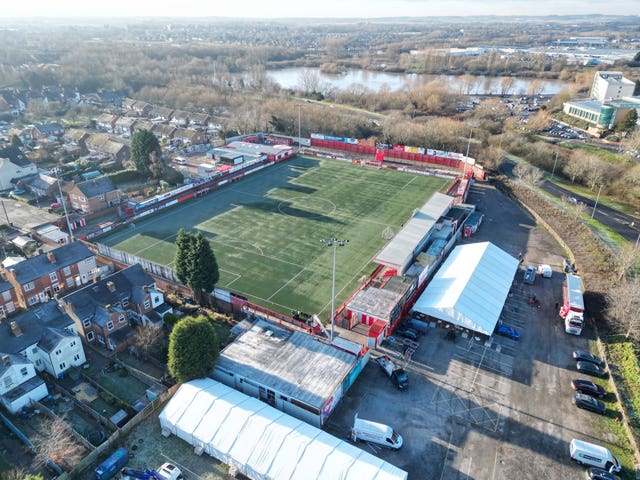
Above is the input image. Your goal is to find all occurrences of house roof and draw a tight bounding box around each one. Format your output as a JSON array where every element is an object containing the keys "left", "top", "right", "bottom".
[
  {"left": 188, "top": 112, "right": 210, "bottom": 123},
  {"left": 64, "top": 128, "right": 90, "bottom": 141},
  {"left": 152, "top": 124, "right": 176, "bottom": 136},
  {"left": 0, "top": 146, "right": 31, "bottom": 166},
  {"left": 214, "top": 320, "right": 357, "bottom": 410},
  {"left": 7, "top": 241, "right": 93, "bottom": 284},
  {"left": 173, "top": 128, "right": 199, "bottom": 139},
  {"left": 34, "top": 123, "right": 63, "bottom": 135},
  {"left": 96, "top": 114, "right": 118, "bottom": 124},
  {"left": 3, "top": 375, "right": 45, "bottom": 403},
  {"left": 171, "top": 110, "right": 189, "bottom": 120},
  {"left": 75, "top": 176, "right": 116, "bottom": 197},
  {"left": 99, "top": 140, "right": 127, "bottom": 156},
  {"left": 62, "top": 264, "right": 154, "bottom": 325},
  {"left": 412, "top": 242, "right": 519, "bottom": 336},
  {"left": 0, "top": 279, "right": 13, "bottom": 293},
  {"left": 0, "top": 353, "right": 32, "bottom": 377},
  {"left": 24, "top": 173, "right": 57, "bottom": 191},
  {"left": 149, "top": 106, "right": 174, "bottom": 118},
  {"left": 0, "top": 301, "right": 75, "bottom": 355}
]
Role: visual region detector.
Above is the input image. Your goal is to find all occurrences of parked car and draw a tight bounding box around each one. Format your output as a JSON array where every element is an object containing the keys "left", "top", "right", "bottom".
[
  {"left": 495, "top": 324, "right": 520, "bottom": 340},
  {"left": 572, "top": 392, "right": 606, "bottom": 415},
  {"left": 576, "top": 361, "right": 607, "bottom": 378},
  {"left": 395, "top": 327, "right": 419, "bottom": 341},
  {"left": 586, "top": 467, "right": 621, "bottom": 480},
  {"left": 571, "top": 379, "right": 606, "bottom": 398},
  {"left": 573, "top": 350, "right": 604, "bottom": 367}
]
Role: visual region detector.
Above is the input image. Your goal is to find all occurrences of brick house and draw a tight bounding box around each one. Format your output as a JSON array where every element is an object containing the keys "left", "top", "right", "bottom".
[
  {"left": 0, "top": 242, "right": 96, "bottom": 309},
  {"left": 173, "top": 128, "right": 206, "bottom": 145},
  {"left": 95, "top": 113, "right": 119, "bottom": 133},
  {"left": 59, "top": 264, "right": 172, "bottom": 351},
  {"left": 68, "top": 176, "right": 121, "bottom": 214},
  {"left": 0, "top": 279, "right": 18, "bottom": 318}
]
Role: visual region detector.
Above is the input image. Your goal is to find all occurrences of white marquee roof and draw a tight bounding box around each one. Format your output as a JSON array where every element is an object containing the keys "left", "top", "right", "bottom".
[
  {"left": 412, "top": 242, "right": 518, "bottom": 336},
  {"left": 159, "top": 378, "right": 408, "bottom": 480}
]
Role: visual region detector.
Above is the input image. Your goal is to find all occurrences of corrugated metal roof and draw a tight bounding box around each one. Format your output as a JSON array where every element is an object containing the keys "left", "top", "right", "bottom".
[
  {"left": 159, "top": 378, "right": 408, "bottom": 480},
  {"left": 373, "top": 192, "right": 453, "bottom": 271},
  {"left": 412, "top": 242, "right": 518, "bottom": 336}
]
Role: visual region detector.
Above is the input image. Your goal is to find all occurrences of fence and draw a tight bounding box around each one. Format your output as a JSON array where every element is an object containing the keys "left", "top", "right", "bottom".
[{"left": 92, "top": 242, "right": 179, "bottom": 283}]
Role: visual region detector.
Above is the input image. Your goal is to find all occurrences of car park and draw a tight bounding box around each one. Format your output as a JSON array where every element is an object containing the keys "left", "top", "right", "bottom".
[
  {"left": 571, "top": 379, "right": 606, "bottom": 398},
  {"left": 576, "top": 361, "right": 607, "bottom": 378},
  {"left": 495, "top": 323, "right": 520, "bottom": 340},
  {"left": 395, "top": 327, "right": 419, "bottom": 340},
  {"left": 586, "top": 467, "right": 621, "bottom": 480},
  {"left": 572, "top": 393, "right": 606, "bottom": 415},
  {"left": 573, "top": 350, "right": 604, "bottom": 367}
]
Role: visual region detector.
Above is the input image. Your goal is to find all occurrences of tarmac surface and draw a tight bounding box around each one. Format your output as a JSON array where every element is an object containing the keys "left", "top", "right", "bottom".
[
  {"left": 326, "top": 182, "right": 613, "bottom": 479},
  {"left": 0, "top": 196, "right": 58, "bottom": 230}
]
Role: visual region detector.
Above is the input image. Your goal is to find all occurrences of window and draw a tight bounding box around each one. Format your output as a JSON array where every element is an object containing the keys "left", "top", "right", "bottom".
[
  {"left": 20, "top": 367, "right": 28, "bottom": 376},
  {"left": 53, "top": 284, "right": 60, "bottom": 293},
  {"left": 2, "top": 291, "right": 11, "bottom": 301},
  {"left": 118, "top": 314, "right": 126, "bottom": 324},
  {"left": 54, "top": 349, "right": 62, "bottom": 356},
  {"left": 98, "top": 194, "right": 105, "bottom": 201},
  {"left": 70, "top": 193, "right": 78, "bottom": 200},
  {"left": 73, "top": 354, "right": 80, "bottom": 362},
  {"left": 24, "top": 282, "right": 35, "bottom": 292},
  {"left": 66, "top": 277, "right": 74, "bottom": 287},
  {"left": 4, "top": 377, "right": 14, "bottom": 389},
  {"left": 79, "top": 196, "right": 86, "bottom": 202},
  {"left": 59, "top": 363, "right": 66, "bottom": 370},
  {"left": 49, "top": 272, "right": 57, "bottom": 282},
  {"left": 35, "top": 359, "right": 41, "bottom": 366},
  {"left": 107, "top": 321, "right": 114, "bottom": 331},
  {"left": 86, "top": 331, "right": 95, "bottom": 341},
  {"left": 63, "top": 266, "right": 71, "bottom": 276},
  {"left": 121, "top": 299, "right": 129, "bottom": 307},
  {"left": 143, "top": 299, "right": 151, "bottom": 310},
  {"left": 32, "top": 347, "right": 38, "bottom": 354},
  {"left": 28, "top": 296, "right": 39, "bottom": 306},
  {"left": 82, "top": 319, "right": 91, "bottom": 328},
  {"left": 6, "top": 303, "right": 14, "bottom": 313},
  {"left": 0, "top": 306, "right": 4, "bottom": 317},
  {"left": 69, "top": 341, "right": 76, "bottom": 347}
]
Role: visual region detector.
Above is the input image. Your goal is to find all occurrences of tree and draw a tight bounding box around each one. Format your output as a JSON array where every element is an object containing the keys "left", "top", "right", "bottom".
[
  {"left": 168, "top": 315, "right": 219, "bottom": 383},
  {"left": 173, "top": 230, "right": 219, "bottom": 303},
  {"left": 617, "top": 109, "right": 638, "bottom": 132},
  {"left": 514, "top": 163, "right": 543, "bottom": 186},
  {"left": 606, "top": 276, "right": 640, "bottom": 341},
  {"left": 32, "top": 416, "right": 85, "bottom": 470},
  {"left": 131, "top": 129, "right": 162, "bottom": 177},
  {"left": 10, "top": 134, "right": 22, "bottom": 147},
  {"left": 613, "top": 244, "right": 640, "bottom": 281},
  {"left": 132, "top": 323, "right": 163, "bottom": 359},
  {"left": 2, "top": 469, "right": 43, "bottom": 480}
]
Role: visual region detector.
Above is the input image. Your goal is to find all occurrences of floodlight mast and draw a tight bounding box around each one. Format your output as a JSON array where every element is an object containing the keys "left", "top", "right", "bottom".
[{"left": 320, "top": 237, "right": 349, "bottom": 341}]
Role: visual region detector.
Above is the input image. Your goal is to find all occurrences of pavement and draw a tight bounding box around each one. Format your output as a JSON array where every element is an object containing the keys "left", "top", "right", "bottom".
[{"left": 325, "top": 182, "right": 616, "bottom": 479}]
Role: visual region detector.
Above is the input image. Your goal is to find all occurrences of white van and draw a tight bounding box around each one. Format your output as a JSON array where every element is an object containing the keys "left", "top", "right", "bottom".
[
  {"left": 351, "top": 414, "right": 403, "bottom": 450},
  {"left": 569, "top": 439, "right": 621, "bottom": 473}
]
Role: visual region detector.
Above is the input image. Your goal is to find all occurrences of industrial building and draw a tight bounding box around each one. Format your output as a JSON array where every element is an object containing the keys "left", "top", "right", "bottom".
[
  {"left": 563, "top": 71, "right": 640, "bottom": 133},
  {"left": 411, "top": 242, "right": 519, "bottom": 337},
  {"left": 159, "top": 378, "right": 407, "bottom": 480},
  {"left": 211, "top": 319, "right": 368, "bottom": 427}
]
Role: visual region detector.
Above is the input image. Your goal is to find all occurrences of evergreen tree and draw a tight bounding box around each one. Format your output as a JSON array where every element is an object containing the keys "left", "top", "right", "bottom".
[
  {"left": 168, "top": 315, "right": 219, "bottom": 383},
  {"left": 174, "top": 228, "right": 195, "bottom": 285},
  {"left": 10, "top": 134, "right": 22, "bottom": 147},
  {"left": 173, "top": 230, "right": 219, "bottom": 303},
  {"left": 131, "top": 129, "right": 161, "bottom": 177},
  {"left": 618, "top": 109, "right": 638, "bottom": 132}
]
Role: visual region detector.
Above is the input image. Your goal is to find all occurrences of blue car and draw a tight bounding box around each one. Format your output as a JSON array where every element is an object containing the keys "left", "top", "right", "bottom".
[{"left": 495, "top": 324, "right": 520, "bottom": 340}]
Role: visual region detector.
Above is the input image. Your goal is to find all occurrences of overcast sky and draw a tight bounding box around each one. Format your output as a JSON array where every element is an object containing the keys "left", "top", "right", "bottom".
[{"left": 2, "top": 0, "right": 639, "bottom": 18}]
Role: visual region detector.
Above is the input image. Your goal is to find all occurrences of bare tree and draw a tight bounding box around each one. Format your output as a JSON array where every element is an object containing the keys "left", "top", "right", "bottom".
[
  {"left": 500, "top": 76, "right": 516, "bottom": 96},
  {"left": 606, "top": 276, "right": 640, "bottom": 341},
  {"left": 563, "top": 156, "right": 584, "bottom": 183},
  {"left": 614, "top": 244, "right": 640, "bottom": 281},
  {"left": 32, "top": 416, "right": 85, "bottom": 471},
  {"left": 132, "top": 323, "right": 163, "bottom": 359},
  {"left": 583, "top": 154, "right": 609, "bottom": 191},
  {"left": 514, "top": 163, "right": 543, "bottom": 185}
]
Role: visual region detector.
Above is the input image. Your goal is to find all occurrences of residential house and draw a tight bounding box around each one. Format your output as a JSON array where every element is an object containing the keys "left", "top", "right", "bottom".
[
  {"left": 173, "top": 128, "right": 205, "bottom": 145},
  {"left": 68, "top": 176, "right": 121, "bottom": 214},
  {"left": 188, "top": 112, "right": 210, "bottom": 127},
  {"left": 96, "top": 140, "right": 130, "bottom": 165},
  {"left": 132, "top": 121, "right": 154, "bottom": 135},
  {"left": 0, "top": 301, "right": 86, "bottom": 379},
  {"left": 132, "top": 101, "right": 152, "bottom": 117},
  {"left": 60, "top": 263, "right": 172, "bottom": 351},
  {"left": 0, "top": 353, "right": 48, "bottom": 414},
  {"left": 170, "top": 110, "right": 190, "bottom": 127},
  {"left": 96, "top": 91, "right": 124, "bottom": 108},
  {"left": 22, "top": 173, "right": 59, "bottom": 199},
  {"left": 1, "top": 241, "right": 96, "bottom": 309},
  {"left": 0, "top": 279, "right": 18, "bottom": 318},
  {"left": 0, "top": 146, "right": 37, "bottom": 190},
  {"left": 95, "top": 114, "right": 119, "bottom": 133},
  {"left": 148, "top": 106, "right": 174, "bottom": 122},
  {"left": 114, "top": 117, "right": 137, "bottom": 136},
  {"left": 122, "top": 98, "right": 137, "bottom": 111},
  {"left": 151, "top": 124, "right": 176, "bottom": 141},
  {"left": 63, "top": 128, "right": 90, "bottom": 151},
  {"left": 30, "top": 123, "right": 64, "bottom": 141},
  {"left": 85, "top": 133, "right": 111, "bottom": 153}
]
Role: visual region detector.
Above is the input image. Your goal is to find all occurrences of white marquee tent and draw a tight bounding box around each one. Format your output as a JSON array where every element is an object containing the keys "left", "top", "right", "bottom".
[
  {"left": 412, "top": 242, "right": 519, "bottom": 336},
  {"left": 158, "top": 378, "right": 408, "bottom": 480}
]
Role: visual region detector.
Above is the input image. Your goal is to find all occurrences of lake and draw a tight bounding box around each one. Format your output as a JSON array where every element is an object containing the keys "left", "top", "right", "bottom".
[{"left": 267, "top": 67, "right": 565, "bottom": 96}]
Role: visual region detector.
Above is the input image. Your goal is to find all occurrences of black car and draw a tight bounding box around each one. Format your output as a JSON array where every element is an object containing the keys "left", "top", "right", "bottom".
[
  {"left": 572, "top": 392, "right": 606, "bottom": 414},
  {"left": 573, "top": 350, "right": 605, "bottom": 367},
  {"left": 395, "top": 327, "right": 419, "bottom": 341},
  {"left": 587, "top": 467, "right": 621, "bottom": 480},
  {"left": 571, "top": 379, "right": 606, "bottom": 398},
  {"left": 576, "top": 361, "right": 607, "bottom": 378}
]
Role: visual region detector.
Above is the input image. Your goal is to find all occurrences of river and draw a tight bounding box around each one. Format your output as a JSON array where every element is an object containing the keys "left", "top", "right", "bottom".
[{"left": 267, "top": 67, "right": 565, "bottom": 96}]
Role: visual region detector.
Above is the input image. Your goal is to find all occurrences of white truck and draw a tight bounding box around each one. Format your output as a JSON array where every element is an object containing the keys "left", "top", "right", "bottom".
[
  {"left": 376, "top": 355, "right": 408, "bottom": 390},
  {"left": 351, "top": 414, "right": 403, "bottom": 450}
]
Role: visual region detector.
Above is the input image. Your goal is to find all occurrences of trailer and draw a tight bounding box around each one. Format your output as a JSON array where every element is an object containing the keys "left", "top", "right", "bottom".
[
  {"left": 376, "top": 355, "right": 408, "bottom": 390},
  {"left": 559, "top": 273, "right": 584, "bottom": 335}
]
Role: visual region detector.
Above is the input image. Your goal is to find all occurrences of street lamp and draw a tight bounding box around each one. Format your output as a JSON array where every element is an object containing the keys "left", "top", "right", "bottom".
[
  {"left": 551, "top": 152, "right": 558, "bottom": 180},
  {"left": 463, "top": 128, "right": 473, "bottom": 177},
  {"left": 55, "top": 169, "right": 75, "bottom": 242},
  {"left": 320, "top": 237, "right": 349, "bottom": 342},
  {"left": 591, "top": 184, "right": 603, "bottom": 219},
  {"left": 296, "top": 103, "right": 303, "bottom": 153}
]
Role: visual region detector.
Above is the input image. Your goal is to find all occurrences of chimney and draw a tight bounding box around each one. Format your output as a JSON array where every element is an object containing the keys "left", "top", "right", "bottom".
[
  {"left": 106, "top": 281, "right": 116, "bottom": 293},
  {"left": 105, "top": 304, "right": 112, "bottom": 312},
  {"left": 1, "top": 355, "right": 9, "bottom": 365},
  {"left": 10, "top": 321, "right": 23, "bottom": 337},
  {"left": 47, "top": 251, "right": 56, "bottom": 263}
]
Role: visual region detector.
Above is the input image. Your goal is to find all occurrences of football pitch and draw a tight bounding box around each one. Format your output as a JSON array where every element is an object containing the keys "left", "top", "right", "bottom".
[{"left": 100, "top": 156, "right": 450, "bottom": 316}]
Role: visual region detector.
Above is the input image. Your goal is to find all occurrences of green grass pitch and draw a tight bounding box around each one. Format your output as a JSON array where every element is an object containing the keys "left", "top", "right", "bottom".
[{"left": 100, "top": 156, "right": 450, "bottom": 317}]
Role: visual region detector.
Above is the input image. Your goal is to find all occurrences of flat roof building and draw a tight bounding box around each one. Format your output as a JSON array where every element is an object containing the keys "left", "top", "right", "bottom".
[{"left": 211, "top": 319, "right": 367, "bottom": 427}]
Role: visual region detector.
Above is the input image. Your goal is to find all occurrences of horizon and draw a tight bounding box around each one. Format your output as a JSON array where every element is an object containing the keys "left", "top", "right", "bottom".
[{"left": 2, "top": 1, "right": 640, "bottom": 20}]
